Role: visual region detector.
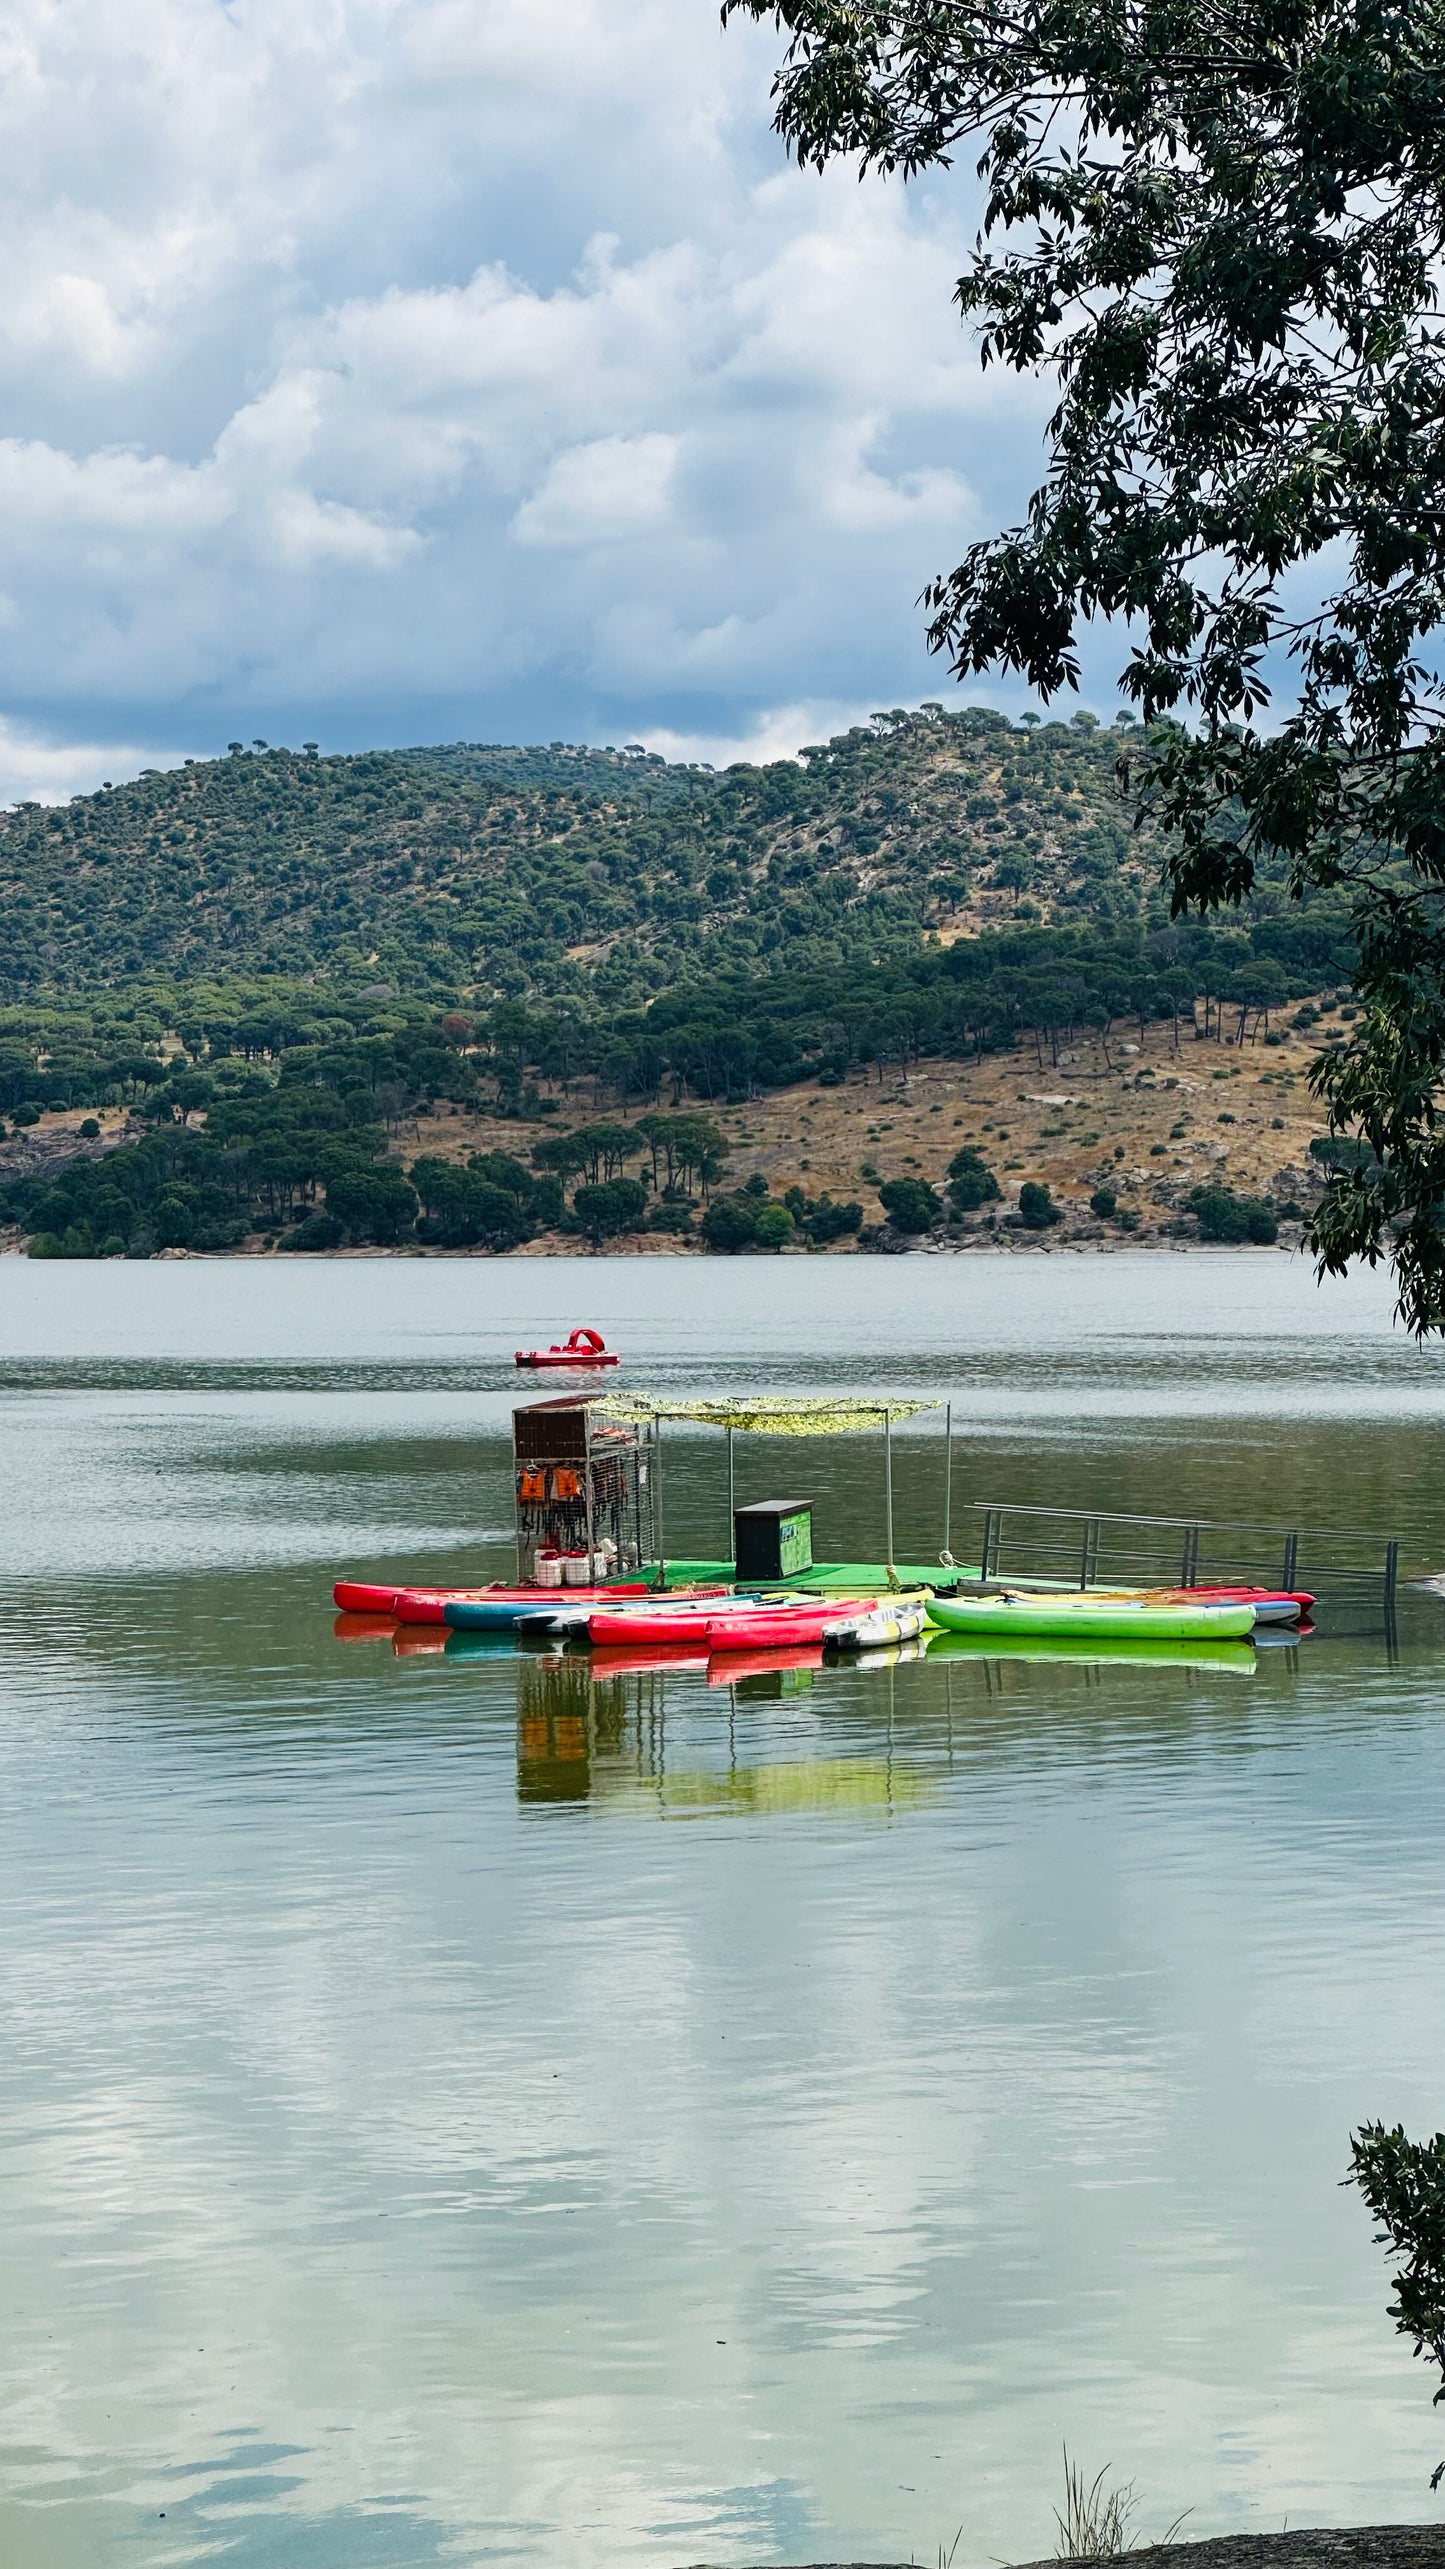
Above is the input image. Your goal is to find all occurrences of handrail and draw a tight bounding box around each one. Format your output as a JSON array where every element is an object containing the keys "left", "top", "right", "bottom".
[{"left": 968, "top": 1498, "right": 1399, "bottom": 1546}]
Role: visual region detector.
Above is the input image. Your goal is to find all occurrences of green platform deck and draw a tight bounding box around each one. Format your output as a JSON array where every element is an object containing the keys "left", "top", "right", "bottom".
[{"left": 634, "top": 1559, "right": 980, "bottom": 1593}]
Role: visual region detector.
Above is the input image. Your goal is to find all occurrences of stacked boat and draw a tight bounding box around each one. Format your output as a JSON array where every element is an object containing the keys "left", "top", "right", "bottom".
[{"left": 333, "top": 1568, "right": 1314, "bottom": 1679}]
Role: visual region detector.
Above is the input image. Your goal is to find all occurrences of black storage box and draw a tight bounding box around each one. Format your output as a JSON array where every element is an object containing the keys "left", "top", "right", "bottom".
[{"left": 734, "top": 1500, "right": 813, "bottom": 1580}]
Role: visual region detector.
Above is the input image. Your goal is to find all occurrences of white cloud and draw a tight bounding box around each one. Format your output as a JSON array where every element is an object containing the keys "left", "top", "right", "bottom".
[
  {"left": 640, "top": 699, "right": 882, "bottom": 770},
  {"left": 0, "top": 717, "right": 185, "bottom": 806},
  {"left": 514, "top": 431, "right": 680, "bottom": 546},
  {"left": 0, "top": 0, "right": 1048, "bottom": 786}
]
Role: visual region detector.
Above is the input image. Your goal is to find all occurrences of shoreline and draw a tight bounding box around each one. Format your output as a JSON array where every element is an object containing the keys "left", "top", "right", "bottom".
[
  {"left": 687, "top": 2530, "right": 1445, "bottom": 2569},
  {"left": 0, "top": 1233, "right": 1309, "bottom": 1260}
]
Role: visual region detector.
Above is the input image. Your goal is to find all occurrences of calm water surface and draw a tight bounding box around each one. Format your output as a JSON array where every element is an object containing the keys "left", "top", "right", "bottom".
[{"left": 3, "top": 1253, "right": 1445, "bottom": 2568}]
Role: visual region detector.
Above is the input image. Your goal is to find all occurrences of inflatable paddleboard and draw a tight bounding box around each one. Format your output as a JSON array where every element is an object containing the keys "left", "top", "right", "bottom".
[{"left": 927, "top": 1593, "right": 1255, "bottom": 1641}]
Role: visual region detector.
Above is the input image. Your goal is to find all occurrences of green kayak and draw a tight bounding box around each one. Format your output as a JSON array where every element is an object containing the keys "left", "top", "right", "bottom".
[{"left": 926, "top": 1592, "right": 1255, "bottom": 1642}]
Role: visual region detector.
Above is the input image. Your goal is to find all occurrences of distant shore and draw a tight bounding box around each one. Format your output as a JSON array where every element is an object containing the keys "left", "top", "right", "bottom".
[{"left": 0, "top": 1230, "right": 1309, "bottom": 1261}]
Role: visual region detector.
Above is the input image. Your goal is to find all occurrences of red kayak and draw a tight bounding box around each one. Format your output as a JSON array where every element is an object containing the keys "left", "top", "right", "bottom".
[
  {"left": 335, "top": 1580, "right": 647, "bottom": 1622},
  {"left": 1145, "top": 1586, "right": 1315, "bottom": 1624},
  {"left": 515, "top": 1325, "right": 620, "bottom": 1368},
  {"left": 1146, "top": 1584, "right": 1314, "bottom": 1605},
  {"left": 588, "top": 1599, "right": 873, "bottom": 1651}
]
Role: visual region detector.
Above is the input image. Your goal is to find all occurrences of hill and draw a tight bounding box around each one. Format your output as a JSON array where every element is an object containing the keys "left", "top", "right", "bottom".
[
  {"left": 0, "top": 704, "right": 1362, "bottom": 1258},
  {"left": 0, "top": 703, "right": 1344, "bottom": 1009}
]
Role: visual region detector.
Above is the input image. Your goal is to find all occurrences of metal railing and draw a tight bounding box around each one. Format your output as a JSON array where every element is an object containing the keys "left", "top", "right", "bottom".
[{"left": 972, "top": 1500, "right": 1400, "bottom": 1620}]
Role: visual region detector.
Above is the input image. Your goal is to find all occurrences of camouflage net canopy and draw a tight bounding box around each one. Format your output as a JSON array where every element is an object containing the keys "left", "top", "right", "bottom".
[{"left": 590, "top": 1394, "right": 937, "bottom": 1436}]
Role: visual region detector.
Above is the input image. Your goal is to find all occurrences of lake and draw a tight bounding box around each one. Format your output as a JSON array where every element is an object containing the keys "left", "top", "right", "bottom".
[{"left": 2, "top": 1251, "right": 1445, "bottom": 2569}]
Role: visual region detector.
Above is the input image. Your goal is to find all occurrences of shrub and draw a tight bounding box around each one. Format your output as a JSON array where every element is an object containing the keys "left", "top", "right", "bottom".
[
  {"left": 1018, "top": 1181, "right": 1061, "bottom": 1229},
  {"left": 1188, "top": 1185, "right": 1278, "bottom": 1245},
  {"left": 878, "top": 1176, "right": 943, "bottom": 1234},
  {"left": 280, "top": 1212, "right": 345, "bottom": 1252},
  {"left": 701, "top": 1193, "right": 761, "bottom": 1252},
  {"left": 26, "top": 1231, "right": 62, "bottom": 1258},
  {"left": 753, "top": 1202, "right": 795, "bottom": 1250},
  {"left": 1310, "top": 1134, "right": 1379, "bottom": 1172},
  {"left": 808, "top": 1196, "right": 863, "bottom": 1244},
  {"left": 325, "top": 1168, "right": 419, "bottom": 1245},
  {"left": 12, "top": 1102, "right": 41, "bottom": 1128},
  {"left": 572, "top": 1177, "right": 648, "bottom": 1244},
  {"left": 411, "top": 1159, "right": 535, "bottom": 1250},
  {"left": 946, "top": 1145, "right": 1002, "bottom": 1214},
  {"left": 1089, "top": 1186, "right": 1117, "bottom": 1219},
  {"left": 646, "top": 1202, "right": 694, "bottom": 1235},
  {"left": 1349, "top": 2122, "right": 1445, "bottom": 2488},
  {"left": 79, "top": 1118, "right": 101, "bottom": 1139}
]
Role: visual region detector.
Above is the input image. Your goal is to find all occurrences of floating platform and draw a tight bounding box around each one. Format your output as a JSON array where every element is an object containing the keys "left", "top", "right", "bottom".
[{"left": 638, "top": 1558, "right": 979, "bottom": 1592}]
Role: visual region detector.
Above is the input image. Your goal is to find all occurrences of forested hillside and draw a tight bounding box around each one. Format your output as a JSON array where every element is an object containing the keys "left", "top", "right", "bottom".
[
  {"left": 0, "top": 703, "right": 1360, "bottom": 1257},
  {"left": 0, "top": 703, "right": 1345, "bottom": 1008}
]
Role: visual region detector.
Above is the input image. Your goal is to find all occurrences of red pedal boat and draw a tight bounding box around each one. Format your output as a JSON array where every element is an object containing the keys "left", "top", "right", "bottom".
[{"left": 515, "top": 1325, "right": 620, "bottom": 1368}]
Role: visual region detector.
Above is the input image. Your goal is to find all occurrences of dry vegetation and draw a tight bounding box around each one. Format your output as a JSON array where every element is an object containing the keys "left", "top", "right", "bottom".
[{"left": 370, "top": 1004, "right": 1340, "bottom": 1252}]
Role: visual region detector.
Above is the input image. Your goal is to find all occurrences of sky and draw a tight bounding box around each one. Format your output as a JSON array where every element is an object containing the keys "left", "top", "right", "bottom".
[{"left": 0, "top": 0, "right": 1070, "bottom": 802}]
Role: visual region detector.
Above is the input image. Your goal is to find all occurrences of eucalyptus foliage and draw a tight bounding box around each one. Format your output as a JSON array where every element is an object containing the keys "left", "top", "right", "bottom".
[
  {"left": 726, "top": 0, "right": 1445, "bottom": 1327},
  {"left": 1350, "top": 2121, "right": 1445, "bottom": 2486}
]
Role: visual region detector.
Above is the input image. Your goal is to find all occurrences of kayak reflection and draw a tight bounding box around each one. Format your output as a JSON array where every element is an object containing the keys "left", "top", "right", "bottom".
[
  {"left": 509, "top": 1649, "right": 930, "bottom": 1812},
  {"left": 924, "top": 1628, "right": 1262, "bottom": 1675}
]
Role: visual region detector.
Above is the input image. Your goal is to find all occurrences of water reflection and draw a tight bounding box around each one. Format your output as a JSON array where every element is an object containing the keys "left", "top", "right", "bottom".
[
  {"left": 507, "top": 1649, "right": 934, "bottom": 1814},
  {"left": 4, "top": 1260, "right": 1445, "bottom": 2569}
]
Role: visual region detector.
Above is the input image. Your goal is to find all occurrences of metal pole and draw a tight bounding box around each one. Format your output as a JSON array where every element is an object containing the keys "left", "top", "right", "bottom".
[
  {"left": 941, "top": 1401, "right": 953, "bottom": 1565},
  {"left": 653, "top": 1410, "right": 666, "bottom": 1590},
  {"left": 727, "top": 1425, "right": 735, "bottom": 1569},
  {"left": 583, "top": 1407, "right": 596, "bottom": 1581},
  {"left": 883, "top": 1407, "right": 896, "bottom": 1582}
]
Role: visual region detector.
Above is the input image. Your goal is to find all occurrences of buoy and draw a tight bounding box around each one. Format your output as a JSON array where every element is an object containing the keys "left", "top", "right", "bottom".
[{"left": 514, "top": 1325, "right": 621, "bottom": 1368}]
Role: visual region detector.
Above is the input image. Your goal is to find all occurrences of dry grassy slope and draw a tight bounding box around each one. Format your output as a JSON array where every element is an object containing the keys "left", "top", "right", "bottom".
[
  {"left": 397, "top": 1005, "right": 1341, "bottom": 1246},
  {"left": 0, "top": 997, "right": 1336, "bottom": 1255}
]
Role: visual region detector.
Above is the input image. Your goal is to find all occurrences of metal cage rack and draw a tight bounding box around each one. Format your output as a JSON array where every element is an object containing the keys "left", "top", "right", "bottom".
[{"left": 512, "top": 1396, "right": 652, "bottom": 1583}]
